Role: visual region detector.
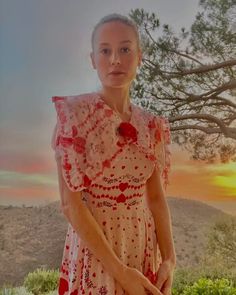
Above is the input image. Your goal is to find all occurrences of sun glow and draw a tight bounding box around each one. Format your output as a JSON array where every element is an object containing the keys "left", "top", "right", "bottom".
[{"left": 209, "top": 162, "right": 236, "bottom": 197}]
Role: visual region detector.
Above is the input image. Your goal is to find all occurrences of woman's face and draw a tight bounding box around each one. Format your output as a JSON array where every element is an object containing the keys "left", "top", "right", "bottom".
[{"left": 90, "top": 21, "right": 142, "bottom": 89}]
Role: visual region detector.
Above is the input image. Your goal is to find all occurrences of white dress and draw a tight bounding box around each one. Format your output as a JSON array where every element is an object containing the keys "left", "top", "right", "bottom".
[{"left": 51, "top": 92, "right": 171, "bottom": 295}]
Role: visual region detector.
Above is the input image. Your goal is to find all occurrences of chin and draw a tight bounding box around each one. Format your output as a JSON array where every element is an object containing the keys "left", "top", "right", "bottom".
[{"left": 101, "top": 80, "right": 133, "bottom": 89}]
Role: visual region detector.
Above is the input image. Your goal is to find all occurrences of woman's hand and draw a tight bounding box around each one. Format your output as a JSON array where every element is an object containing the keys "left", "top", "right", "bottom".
[
  {"left": 119, "top": 266, "right": 163, "bottom": 295},
  {"left": 155, "top": 260, "right": 175, "bottom": 295}
]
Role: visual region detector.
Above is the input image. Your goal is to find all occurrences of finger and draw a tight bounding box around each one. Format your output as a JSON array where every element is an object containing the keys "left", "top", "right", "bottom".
[
  {"left": 143, "top": 278, "right": 163, "bottom": 295},
  {"left": 156, "top": 272, "right": 166, "bottom": 290},
  {"left": 162, "top": 286, "right": 171, "bottom": 295},
  {"left": 161, "top": 277, "right": 172, "bottom": 295}
]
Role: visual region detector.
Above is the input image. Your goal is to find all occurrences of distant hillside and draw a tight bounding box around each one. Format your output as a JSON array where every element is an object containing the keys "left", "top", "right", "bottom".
[{"left": 0, "top": 197, "right": 231, "bottom": 287}]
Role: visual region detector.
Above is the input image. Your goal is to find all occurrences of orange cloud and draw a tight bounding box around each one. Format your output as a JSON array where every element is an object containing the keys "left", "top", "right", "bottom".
[{"left": 167, "top": 145, "right": 236, "bottom": 201}]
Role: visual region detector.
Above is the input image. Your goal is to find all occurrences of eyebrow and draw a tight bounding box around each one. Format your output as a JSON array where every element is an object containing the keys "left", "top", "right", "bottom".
[{"left": 99, "top": 40, "right": 132, "bottom": 46}]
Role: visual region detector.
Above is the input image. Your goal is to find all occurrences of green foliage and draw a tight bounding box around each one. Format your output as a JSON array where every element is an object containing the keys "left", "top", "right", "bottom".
[
  {"left": 0, "top": 286, "right": 57, "bottom": 295},
  {"left": 129, "top": 0, "right": 236, "bottom": 162},
  {"left": 23, "top": 268, "right": 59, "bottom": 295},
  {"left": 0, "top": 286, "right": 34, "bottom": 295},
  {"left": 206, "top": 215, "right": 236, "bottom": 268},
  {"left": 172, "top": 268, "right": 200, "bottom": 294},
  {"left": 0, "top": 285, "right": 15, "bottom": 295},
  {"left": 182, "top": 278, "right": 236, "bottom": 295},
  {"left": 172, "top": 266, "right": 236, "bottom": 295}
]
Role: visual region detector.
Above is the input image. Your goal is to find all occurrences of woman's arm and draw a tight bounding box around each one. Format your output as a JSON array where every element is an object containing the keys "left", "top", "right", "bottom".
[
  {"left": 145, "top": 167, "right": 176, "bottom": 294},
  {"left": 55, "top": 156, "right": 126, "bottom": 281},
  {"left": 146, "top": 167, "right": 176, "bottom": 265}
]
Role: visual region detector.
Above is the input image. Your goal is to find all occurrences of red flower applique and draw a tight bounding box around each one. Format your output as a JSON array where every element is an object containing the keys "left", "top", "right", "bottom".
[
  {"left": 58, "top": 277, "right": 69, "bottom": 295},
  {"left": 117, "top": 122, "right": 138, "bottom": 143}
]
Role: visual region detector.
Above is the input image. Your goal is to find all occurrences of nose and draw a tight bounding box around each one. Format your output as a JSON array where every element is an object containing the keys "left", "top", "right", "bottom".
[{"left": 110, "top": 51, "right": 121, "bottom": 65}]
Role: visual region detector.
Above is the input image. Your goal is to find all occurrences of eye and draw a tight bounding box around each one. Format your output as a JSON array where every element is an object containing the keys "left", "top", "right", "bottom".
[
  {"left": 100, "top": 48, "right": 110, "bottom": 54},
  {"left": 121, "top": 47, "right": 130, "bottom": 53}
]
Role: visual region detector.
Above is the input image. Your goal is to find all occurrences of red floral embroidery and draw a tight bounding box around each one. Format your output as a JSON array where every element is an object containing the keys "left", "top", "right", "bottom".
[
  {"left": 83, "top": 174, "right": 92, "bottom": 187},
  {"left": 148, "top": 118, "right": 156, "bottom": 129},
  {"left": 102, "top": 159, "right": 111, "bottom": 168},
  {"left": 58, "top": 111, "right": 67, "bottom": 124},
  {"left": 59, "top": 135, "right": 86, "bottom": 154},
  {"left": 95, "top": 101, "right": 104, "bottom": 109},
  {"left": 58, "top": 277, "right": 69, "bottom": 295},
  {"left": 60, "top": 136, "right": 73, "bottom": 148},
  {"left": 155, "top": 128, "right": 162, "bottom": 142},
  {"left": 149, "top": 154, "right": 156, "bottom": 161},
  {"left": 104, "top": 109, "right": 113, "bottom": 117},
  {"left": 63, "top": 161, "right": 72, "bottom": 171},
  {"left": 73, "top": 137, "right": 86, "bottom": 153},
  {"left": 70, "top": 290, "right": 78, "bottom": 295},
  {"left": 58, "top": 124, "right": 86, "bottom": 154},
  {"left": 118, "top": 182, "right": 128, "bottom": 192},
  {"left": 72, "top": 125, "right": 78, "bottom": 137},
  {"left": 117, "top": 122, "right": 138, "bottom": 143},
  {"left": 116, "top": 194, "right": 126, "bottom": 203},
  {"left": 99, "top": 286, "right": 108, "bottom": 295}
]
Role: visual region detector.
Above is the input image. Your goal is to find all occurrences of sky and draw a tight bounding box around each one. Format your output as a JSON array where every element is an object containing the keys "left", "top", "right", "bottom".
[{"left": 0, "top": 0, "right": 235, "bottom": 214}]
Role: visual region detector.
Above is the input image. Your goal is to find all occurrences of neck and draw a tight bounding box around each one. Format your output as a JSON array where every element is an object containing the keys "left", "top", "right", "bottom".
[{"left": 98, "top": 87, "right": 131, "bottom": 115}]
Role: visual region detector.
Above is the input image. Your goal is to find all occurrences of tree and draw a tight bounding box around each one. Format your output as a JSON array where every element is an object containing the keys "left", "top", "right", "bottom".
[{"left": 129, "top": 0, "right": 236, "bottom": 162}]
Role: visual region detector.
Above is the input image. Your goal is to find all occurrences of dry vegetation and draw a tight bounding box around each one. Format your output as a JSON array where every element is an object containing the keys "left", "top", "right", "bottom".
[{"left": 0, "top": 197, "right": 231, "bottom": 287}]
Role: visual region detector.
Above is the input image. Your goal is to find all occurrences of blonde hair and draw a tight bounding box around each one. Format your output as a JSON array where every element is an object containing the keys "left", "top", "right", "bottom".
[{"left": 91, "top": 13, "right": 141, "bottom": 51}]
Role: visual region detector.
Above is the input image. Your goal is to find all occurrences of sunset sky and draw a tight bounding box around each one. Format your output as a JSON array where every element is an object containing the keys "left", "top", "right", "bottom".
[{"left": 0, "top": 0, "right": 235, "bottom": 214}]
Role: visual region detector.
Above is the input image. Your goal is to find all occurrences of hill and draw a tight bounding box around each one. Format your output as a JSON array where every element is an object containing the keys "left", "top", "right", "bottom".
[{"left": 0, "top": 197, "right": 232, "bottom": 287}]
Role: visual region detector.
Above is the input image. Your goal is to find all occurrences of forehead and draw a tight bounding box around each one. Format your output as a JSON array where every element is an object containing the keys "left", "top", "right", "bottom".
[{"left": 93, "top": 21, "right": 137, "bottom": 45}]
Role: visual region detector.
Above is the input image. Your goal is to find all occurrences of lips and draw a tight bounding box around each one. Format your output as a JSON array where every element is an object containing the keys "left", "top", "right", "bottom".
[{"left": 109, "top": 71, "right": 125, "bottom": 75}]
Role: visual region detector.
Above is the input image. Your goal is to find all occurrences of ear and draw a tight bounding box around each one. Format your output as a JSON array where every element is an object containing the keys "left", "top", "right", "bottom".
[{"left": 90, "top": 51, "right": 96, "bottom": 69}]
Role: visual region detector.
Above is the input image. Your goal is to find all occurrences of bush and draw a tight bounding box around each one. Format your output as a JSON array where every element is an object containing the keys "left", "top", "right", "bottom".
[
  {"left": 0, "top": 285, "right": 15, "bottom": 295},
  {"left": 206, "top": 215, "right": 236, "bottom": 269},
  {"left": 0, "top": 286, "right": 34, "bottom": 295},
  {"left": 172, "top": 265, "right": 236, "bottom": 295},
  {"left": 182, "top": 278, "right": 236, "bottom": 295},
  {"left": 23, "top": 268, "right": 59, "bottom": 295},
  {"left": 172, "top": 267, "right": 201, "bottom": 294}
]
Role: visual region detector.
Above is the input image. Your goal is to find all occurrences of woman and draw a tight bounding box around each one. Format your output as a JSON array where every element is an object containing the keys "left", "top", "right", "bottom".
[{"left": 51, "top": 13, "right": 176, "bottom": 295}]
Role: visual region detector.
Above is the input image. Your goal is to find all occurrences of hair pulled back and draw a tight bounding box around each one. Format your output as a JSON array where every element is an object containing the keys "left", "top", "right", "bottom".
[{"left": 91, "top": 13, "right": 141, "bottom": 51}]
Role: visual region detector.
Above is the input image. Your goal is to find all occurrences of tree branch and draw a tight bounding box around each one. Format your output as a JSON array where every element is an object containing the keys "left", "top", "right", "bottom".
[
  {"left": 171, "top": 124, "right": 236, "bottom": 139},
  {"left": 170, "top": 113, "right": 228, "bottom": 132},
  {"left": 166, "top": 59, "right": 236, "bottom": 77}
]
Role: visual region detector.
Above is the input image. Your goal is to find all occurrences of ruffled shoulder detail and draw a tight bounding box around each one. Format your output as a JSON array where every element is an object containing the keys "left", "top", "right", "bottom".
[
  {"left": 51, "top": 92, "right": 171, "bottom": 192},
  {"left": 51, "top": 93, "right": 94, "bottom": 191},
  {"left": 149, "top": 115, "right": 172, "bottom": 190}
]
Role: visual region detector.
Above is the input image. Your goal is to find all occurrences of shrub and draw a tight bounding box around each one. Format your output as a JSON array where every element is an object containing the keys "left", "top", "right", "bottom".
[
  {"left": 12, "top": 287, "right": 33, "bottom": 295},
  {"left": 0, "top": 285, "right": 15, "bottom": 295},
  {"left": 172, "top": 265, "right": 236, "bottom": 295},
  {"left": 182, "top": 278, "right": 236, "bottom": 295},
  {"left": 172, "top": 267, "right": 201, "bottom": 294},
  {"left": 23, "top": 268, "right": 59, "bottom": 295},
  {"left": 206, "top": 215, "right": 236, "bottom": 269},
  {"left": 0, "top": 286, "right": 34, "bottom": 295}
]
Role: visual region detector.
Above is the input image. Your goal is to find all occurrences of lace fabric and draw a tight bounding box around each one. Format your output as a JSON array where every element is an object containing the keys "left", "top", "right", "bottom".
[{"left": 51, "top": 92, "right": 171, "bottom": 191}]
